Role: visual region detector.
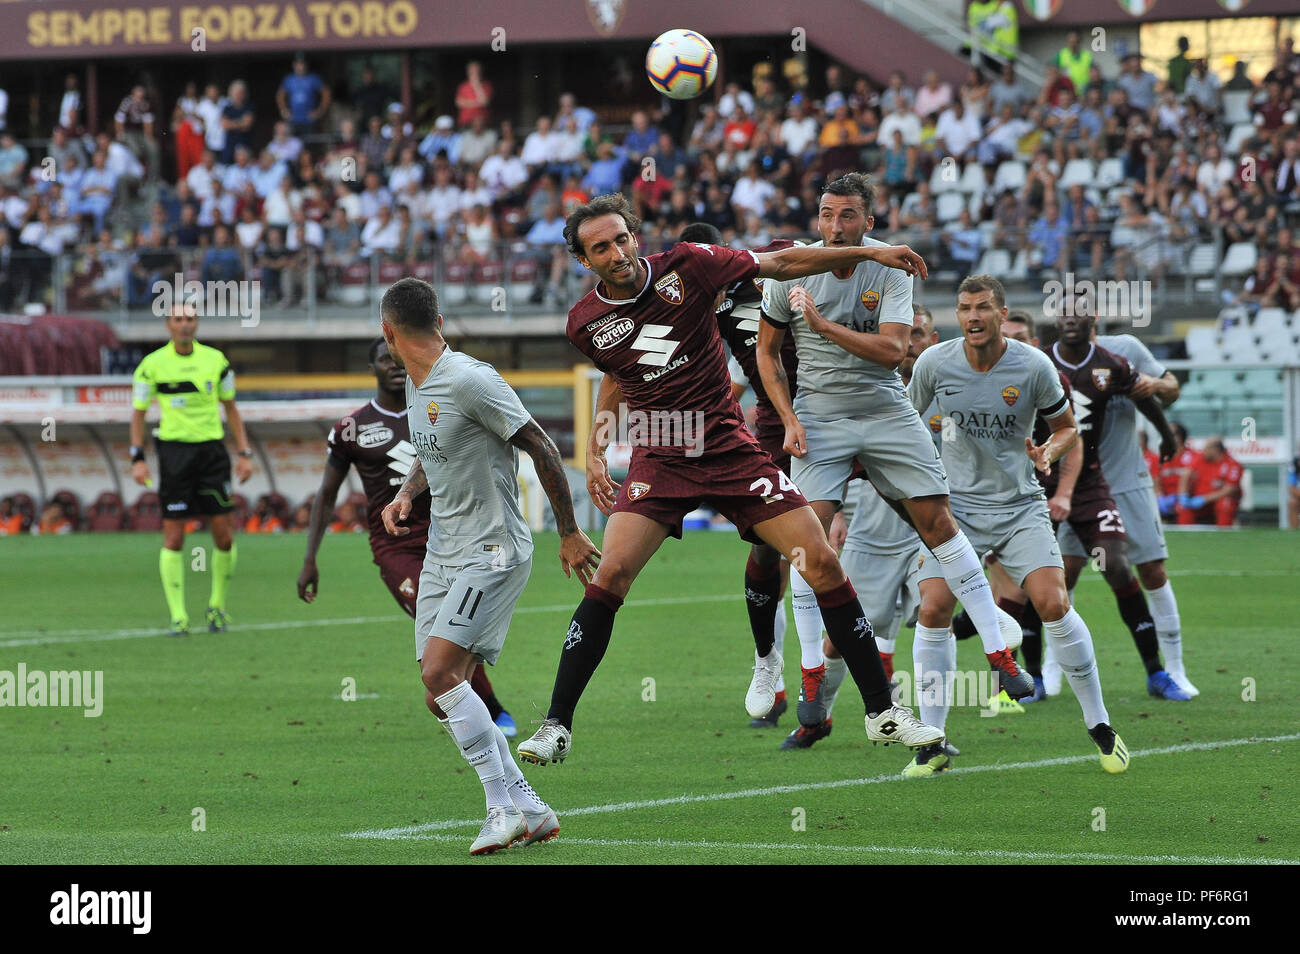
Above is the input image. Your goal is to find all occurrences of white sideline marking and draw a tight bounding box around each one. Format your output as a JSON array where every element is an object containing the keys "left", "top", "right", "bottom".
[
  {"left": 344, "top": 733, "right": 1300, "bottom": 842},
  {"left": 401, "top": 832, "right": 1294, "bottom": 865},
  {"left": 0, "top": 593, "right": 741, "bottom": 647}
]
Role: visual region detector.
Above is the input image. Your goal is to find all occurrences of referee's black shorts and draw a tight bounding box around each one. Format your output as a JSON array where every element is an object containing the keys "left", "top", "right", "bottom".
[{"left": 156, "top": 439, "right": 234, "bottom": 519}]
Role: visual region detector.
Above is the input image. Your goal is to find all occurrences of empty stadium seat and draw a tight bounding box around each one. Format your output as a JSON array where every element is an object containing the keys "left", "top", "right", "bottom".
[
  {"left": 337, "top": 262, "right": 371, "bottom": 305},
  {"left": 87, "top": 491, "right": 125, "bottom": 532},
  {"left": 1218, "top": 326, "right": 1259, "bottom": 362},
  {"left": 1185, "top": 325, "right": 1218, "bottom": 361},
  {"left": 1220, "top": 242, "right": 1258, "bottom": 277},
  {"left": 936, "top": 191, "right": 966, "bottom": 222},
  {"left": 1253, "top": 308, "right": 1291, "bottom": 343},
  {"left": 1095, "top": 157, "right": 1126, "bottom": 189},
  {"left": 1059, "top": 159, "right": 1096, "bottom": 189},
  {"left": 129, "top": 492, "right": 163, "bottom": 532},
  {"left": 442, "top": 261, "right": 470, "bottom": 305},
  {"left": 976, "top": 248, "right": 1012, "bottom": 276},
  {"left": 958, "top": 162, "right": 987, "bottom": 195},
  {"left": 1186, "top": 243, "right": 1219, "bottom": 276},
  {"left": 929, "top": 162, "right": 962, "bottom": 193},
  {"left": 993, "top": 160, "right": 1026, "bottom": 193}
]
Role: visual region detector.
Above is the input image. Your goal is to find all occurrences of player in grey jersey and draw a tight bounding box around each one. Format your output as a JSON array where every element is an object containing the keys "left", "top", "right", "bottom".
[
  {"left": 905, "top": 275, "right": 1129, "bottom": 775},
  {"left": 1056, "top": 326, "right": 1196, "bottom": 696},
  {"left": 377, "top": 278, "right": 600, "bottom": 855},
  {"left": 758, "top": 174, "right": 1034, "bottom": 730}
]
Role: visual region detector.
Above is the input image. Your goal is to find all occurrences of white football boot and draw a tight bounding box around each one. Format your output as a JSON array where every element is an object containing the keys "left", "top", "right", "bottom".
[
  {"left": 865, "top": 704, "right": 946, "bottom": 748},
  {"left": 746, "top": 649, "right": 784, "bottom": 718},
  {"left": 469, "top": 806, "right": 527, "bottom": 856},
  {"left": 517, "top": 718, "right": 572, "bottom": 765}
]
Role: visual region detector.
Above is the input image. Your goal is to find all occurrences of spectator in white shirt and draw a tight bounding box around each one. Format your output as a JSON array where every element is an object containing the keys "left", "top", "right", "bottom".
[
  {"left": 266, "top": 121, "right": 303, "bottom": 164},
  {"left": 730, "top": 163, "right": 775, "bottom": 220},
  {"left": 426, "top": 165, "right": 463, "bottom": 238},
  {"left": 717, "top": 82, "right": 756, "bottom": 119},
  {"left": 458, "top": 169, "right": 493, "bottom": 212},
  {"left": 457, "top": 115, "right": 498, "bottom": 168},
  {"left": 58, "top": 74, "right": 81, "bottom": 130},
  {"left": 186, "top": 149, "right": 223, "bottom": 200},
  {"left": 779, "top": 101, "right": 820, "bottom": 160},
  {"left": 194, "top": 84, "right": 228, "bottom": 155},
  {"left": 388, "top": 144, "right": 425, "bottom": 194},
  {"left": 479, "top": 139, "right": 528, "bottom": 200},
  {"left": 1196, "top": 145, "right": 1235, "bottom": 196},
  {"left": 934, "top": 100, "right": 982, "bottom": 162},
  {"left": 520, "top": 116, "right": 560, "bottom": 170},
  {"left": 234, "top": 204, "right": 264, "bottom": 251},
  {"left": 878, "top": 99, "right": 922, "bottom": 147},
  {"left": 914, "top": 70, "right": 953, "bottom": 119},
  {"left": 222, "top": 146, "right": 256, "bottom": 194},
  {"left": 360, "top": 204, "right": 402, "bottom": 258},
  {"left": 357, "top": 170, "right": 393, "bottom": 221}
]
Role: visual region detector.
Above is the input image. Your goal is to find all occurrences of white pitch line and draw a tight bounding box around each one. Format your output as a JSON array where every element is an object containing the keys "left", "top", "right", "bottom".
[
  {"left": 0, "top": 593, "right": 742, "bottom": 648},
  {"left": 344, "top": 732, "right": 1300, "bottom": 841},
  {"left": 402, "top": 832, "right": 1295, "bottom": 865}
]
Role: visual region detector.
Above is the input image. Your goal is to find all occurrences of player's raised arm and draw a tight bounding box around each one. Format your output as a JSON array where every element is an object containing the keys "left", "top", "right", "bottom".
[
  {"left": 508, "top": 419, "right": 601, "bottom": 585},
  {"left": 297, "top": 455, "right": 348, "bottom": 603},
  {"left": 754, "top": 242, "right": 928, "bottom": 281}
]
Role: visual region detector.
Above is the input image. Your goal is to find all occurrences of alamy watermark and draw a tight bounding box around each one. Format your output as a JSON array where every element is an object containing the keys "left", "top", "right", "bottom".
[
  {"left": 1043, "top": 273, "right": 1151, "bottom": 328},
  {"left": 0, "top": 663, "right": 103, "bottom": 717},
  {"left": 152, "top": 274, "right": 261, "bottom": 327},
  {"left": 593, "top": 402, "right": 707, "bottom": 458},
  {"left": 892, "top": 668, "right": 1002, "bottom": 718}
]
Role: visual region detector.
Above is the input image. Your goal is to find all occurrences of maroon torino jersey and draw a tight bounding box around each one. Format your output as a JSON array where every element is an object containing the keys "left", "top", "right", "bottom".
[
  {"left": 1045, "top": 342, "right": 1138, "bottom": 495},
  {"left": 569, "top": 242, "right": 764, "bottom": 458},
  {"left": 326, "top": 400, "right": 431, "bottom": 557},
  {"left": 715, "top": 239, "right": 799, "bottom": 434}
]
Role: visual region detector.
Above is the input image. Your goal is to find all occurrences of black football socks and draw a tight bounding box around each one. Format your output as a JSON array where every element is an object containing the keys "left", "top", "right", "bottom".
[
  {"left": 744, "top": 552, "right": 783, "bottom": 659},
  {"left": 816, "top": 579, "right": 893, "bottom": 716},
  {"left": 546, "top": 583, "right": 623, "bottom": 730}
]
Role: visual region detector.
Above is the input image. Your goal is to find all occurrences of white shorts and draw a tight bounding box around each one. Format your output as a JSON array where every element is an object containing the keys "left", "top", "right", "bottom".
[
  {"left": 414, "top": 557, "right": 533, "bottom": 665},
  {"left": 1059, "top": 485, "right": 1168, "bottom": 566},
  {"left": 791, "top": 404, "right": 949, "bottom": 505}
]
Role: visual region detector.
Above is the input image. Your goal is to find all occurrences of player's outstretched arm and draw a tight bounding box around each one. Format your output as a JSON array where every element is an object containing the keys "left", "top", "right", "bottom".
[
  {"left": 756, "top": 319, "right": 807, "bottom": 458},
  {"left": 754, "top": 243, "right": 928, "bottom": 281},
  {"left": 298, "top": 459, "right": 348, "bottom": 603},
  {"left": 1134, "top": 394, "right": 1178, "bottom": 463},
  {"left": 1026, "top": 407, "right": 1079, "bottom": 475},
  {"left": 382, "top": 456, "right": 428, "bottom": 536},
  {"left": 509, "top": 418, "right": 601, "bottom": 585}
]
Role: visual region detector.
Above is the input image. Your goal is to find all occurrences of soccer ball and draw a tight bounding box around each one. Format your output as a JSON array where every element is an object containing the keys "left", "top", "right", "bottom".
[{"left": 646, "top": 29, "right": 718, "bottom": 100}]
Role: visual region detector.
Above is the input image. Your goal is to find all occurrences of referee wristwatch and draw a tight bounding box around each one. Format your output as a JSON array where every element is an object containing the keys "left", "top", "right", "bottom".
[
  {"left": 130, "top": 446, "right": 146, "bottom": 464},
  {"left": 238, "top": 449, "right": 254, "bottom": 459}
]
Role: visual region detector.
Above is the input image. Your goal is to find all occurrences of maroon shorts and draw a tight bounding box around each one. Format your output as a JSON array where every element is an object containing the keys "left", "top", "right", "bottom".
[
  {"left": 375, "top": 547, "right": 425, "bottom": 619},
  {"left": 1067, "top": 483, "right": 1128, "bottom": 552},
  {"left": 614, "top": 443, "right": 808, "bottom": 543}
]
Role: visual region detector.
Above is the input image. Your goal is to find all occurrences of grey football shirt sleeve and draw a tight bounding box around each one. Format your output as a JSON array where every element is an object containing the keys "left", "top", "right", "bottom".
[
  {"left": 760, "top": 276, "right": 793, "bottom": 326},
  {"left": 460, "top": 365, "right": 533, "bottom": 442},
  {"left": 878, "top": 264, "right": 915, "bottom": 326},
  {"left": 907, "top": 350, "right": 936, "bottom": 414},
  {"left": 1121, "top": 335, "right": 1165, "bottom": 377}
]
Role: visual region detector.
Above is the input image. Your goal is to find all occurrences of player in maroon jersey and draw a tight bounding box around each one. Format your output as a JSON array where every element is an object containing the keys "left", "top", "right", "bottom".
[
  {"left": 517, "top": 193, "right": 944, "bottom": 766},
  {"left": 1048, "top": 308, "right": 1190, "bottom": 701},
  {"left": 296, "top": 339, "right": 516, "bottom": 733},
  {"left": 680, "top": 222, "right": 801, "bottom": 728}
]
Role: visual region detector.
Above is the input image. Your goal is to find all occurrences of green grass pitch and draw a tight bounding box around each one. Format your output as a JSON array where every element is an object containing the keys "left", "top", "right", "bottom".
[{"left": 1, "top": 529, "right": 1296, "bottom": 865}]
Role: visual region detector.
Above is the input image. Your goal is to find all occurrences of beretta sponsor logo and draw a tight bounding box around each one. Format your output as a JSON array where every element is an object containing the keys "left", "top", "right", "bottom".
[
  {"left": 593, "top": 317, "right": 636, "bottom": 350},
  {"left": 358, "top": 426, "right": 395, "bottom": 448}
]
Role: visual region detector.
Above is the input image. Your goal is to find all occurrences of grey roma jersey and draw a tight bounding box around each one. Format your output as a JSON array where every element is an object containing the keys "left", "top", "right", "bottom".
[
  {"left": 1094, "top": 334, "right": 1165, "bottom": 494},
  {"left": 404, "top": 347, "right": 534, "bottom": 567},
  {"left": 760, "top": 237, "right": 914, "bottom": 418},
  {"left": 908, "top": 338, "right": 1068, "bottom": 514}
]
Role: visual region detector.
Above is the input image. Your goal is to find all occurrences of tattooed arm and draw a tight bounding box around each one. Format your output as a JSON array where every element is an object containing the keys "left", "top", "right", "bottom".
[
  {"left": 510, "top": 418, "right": 602, "bottom": 585},
  {"left": 380, "top": 455, "right": 428, "bottom": 537}
]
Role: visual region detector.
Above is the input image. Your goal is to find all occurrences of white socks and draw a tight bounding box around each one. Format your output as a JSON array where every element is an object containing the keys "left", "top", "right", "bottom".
[
  {"left": 822, "top": 655, "right": 849, "bottom": 718},
  {"left": 931, "top": 533, "right": 1005, "bottom": 654},
  {"left": 1145, "top": 581, "right": 1184, "bottom": 672},
  {"left": 789, "top": 566, "right": 826, "bottom": 669},
  {"left": 435, "top": 680, "right": 511, "bottom": 809},
  {"left": 913, "top": 624, "right": 955, "bottom": 732},
  {"left": 773, "top": 606, "right": 787, "bottom": 694},
  {"left": 1043, "top": 608, "right": 1110, "bottom": 729}
]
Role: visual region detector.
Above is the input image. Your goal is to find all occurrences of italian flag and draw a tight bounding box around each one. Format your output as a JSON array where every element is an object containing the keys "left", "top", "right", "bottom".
[
  {"left": 1023, "top": 0, "right": 1060, "bottom": 20},
  {"left": 1117, "top": 0, "right": 1157, "bottom": 15}
]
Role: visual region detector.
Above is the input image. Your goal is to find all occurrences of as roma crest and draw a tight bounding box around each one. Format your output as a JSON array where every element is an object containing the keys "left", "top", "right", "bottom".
[
  {"left": 426, "top": 401, "right": 439, "bottom": 426},
  {"left": 861, "top": 290, "right": 880, "bottom": 312},
  {"left": 399, "top": 577, "right": 416, "bottom": 598},
  {"left": 655, "top": 271, "right": 684, "bottom": 305},
  {"left": 1002, "top": 385, "right": 1020, "bottom": 407},
  {"left": 1092, "top": 368, "right": 1111, "bottom": 391},
  {"left": 928, "top": 413, "right": 943, "bottom": 434},
  {"left": 628, "top": 481, "right": 651, "bottom": 500}
]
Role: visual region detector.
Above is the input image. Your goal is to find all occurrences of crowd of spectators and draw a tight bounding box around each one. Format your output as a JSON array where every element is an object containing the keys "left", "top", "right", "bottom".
[{"left": 0, "top": 35, "right": 1298, "bottom": 315}]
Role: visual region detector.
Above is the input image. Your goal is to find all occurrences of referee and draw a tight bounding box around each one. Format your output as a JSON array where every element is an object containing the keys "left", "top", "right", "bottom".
[{"left": 130, "top": 303, "right": 254, "bottom": 635}]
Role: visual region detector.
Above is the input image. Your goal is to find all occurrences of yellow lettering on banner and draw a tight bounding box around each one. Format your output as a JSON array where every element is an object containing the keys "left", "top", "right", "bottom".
[
  {"left": 363, "top": 1, "right": 383, "bottom": 35},
  {"left": 332, "top": 2, "right": 360, "bottom": 38},
  {"left": 27, "top": 12, "right": 48, "bottom": 47},
  {"left": 388, "top": 1, "right": 416, "bottom": 36},
  {"left": 306, "top": 2, "right": 330, "bottom": 37},
  {"left": 125, "top": 9, "right": 148, "bottom": 44},
  {"left": 49, "top": 11, "right": 69, "bottom": 45},
  {"left": 231, "top": 5, "right": 254, "bottom": 40},
  {"left": 103, "top": 9, "right": 124, "bottom": 44},
  {"left": 280, "top": 4, "right": 304, "bottom": 38},
  {"left": 151, "top": 8, "right": 170, "bottom": 43},
  {"left": 206, "top": 6, "right": 229, "bottom": 41},
  {"left": 73, "top": 11, "right": 100, "bottom": 45}
]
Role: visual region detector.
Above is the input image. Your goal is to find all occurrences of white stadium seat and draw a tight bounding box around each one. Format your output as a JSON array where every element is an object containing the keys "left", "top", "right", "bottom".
[
  {"left": 993, "top": 160, "right": 1026, "bottom": 193},
  {"left": 1095, "top": 157, "right": 1126, "bottom": 189},
  {"left": 958, "top": 162, "right": 987, "bottom": 194},
  {"left": 930, "top": 162, "right": 963, "bottom": 193},
  {"left": 976, "top": 248, "right": 1012, "bottom": 276},
  {"left": 1218, "top": 326, "right": 1258, "bottom": 362},
  {"left": 1185, "top": 325, "right": 1218, "bottom": 361},
  {"left": 936, "top": 191, "right": 967, "bottom": 222},
  {"left": 1219, "top": 242, "right": 1258, "bottom": 277},
  {"left": 1186, "top": 243, "right": 1219, "bottom": 276},
  {"left": 1058, "top": 158, "right": 1096, "bottom": 189},
  {"left": 1253, "top": 308, "right": 1290, "bottom": 344}
]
